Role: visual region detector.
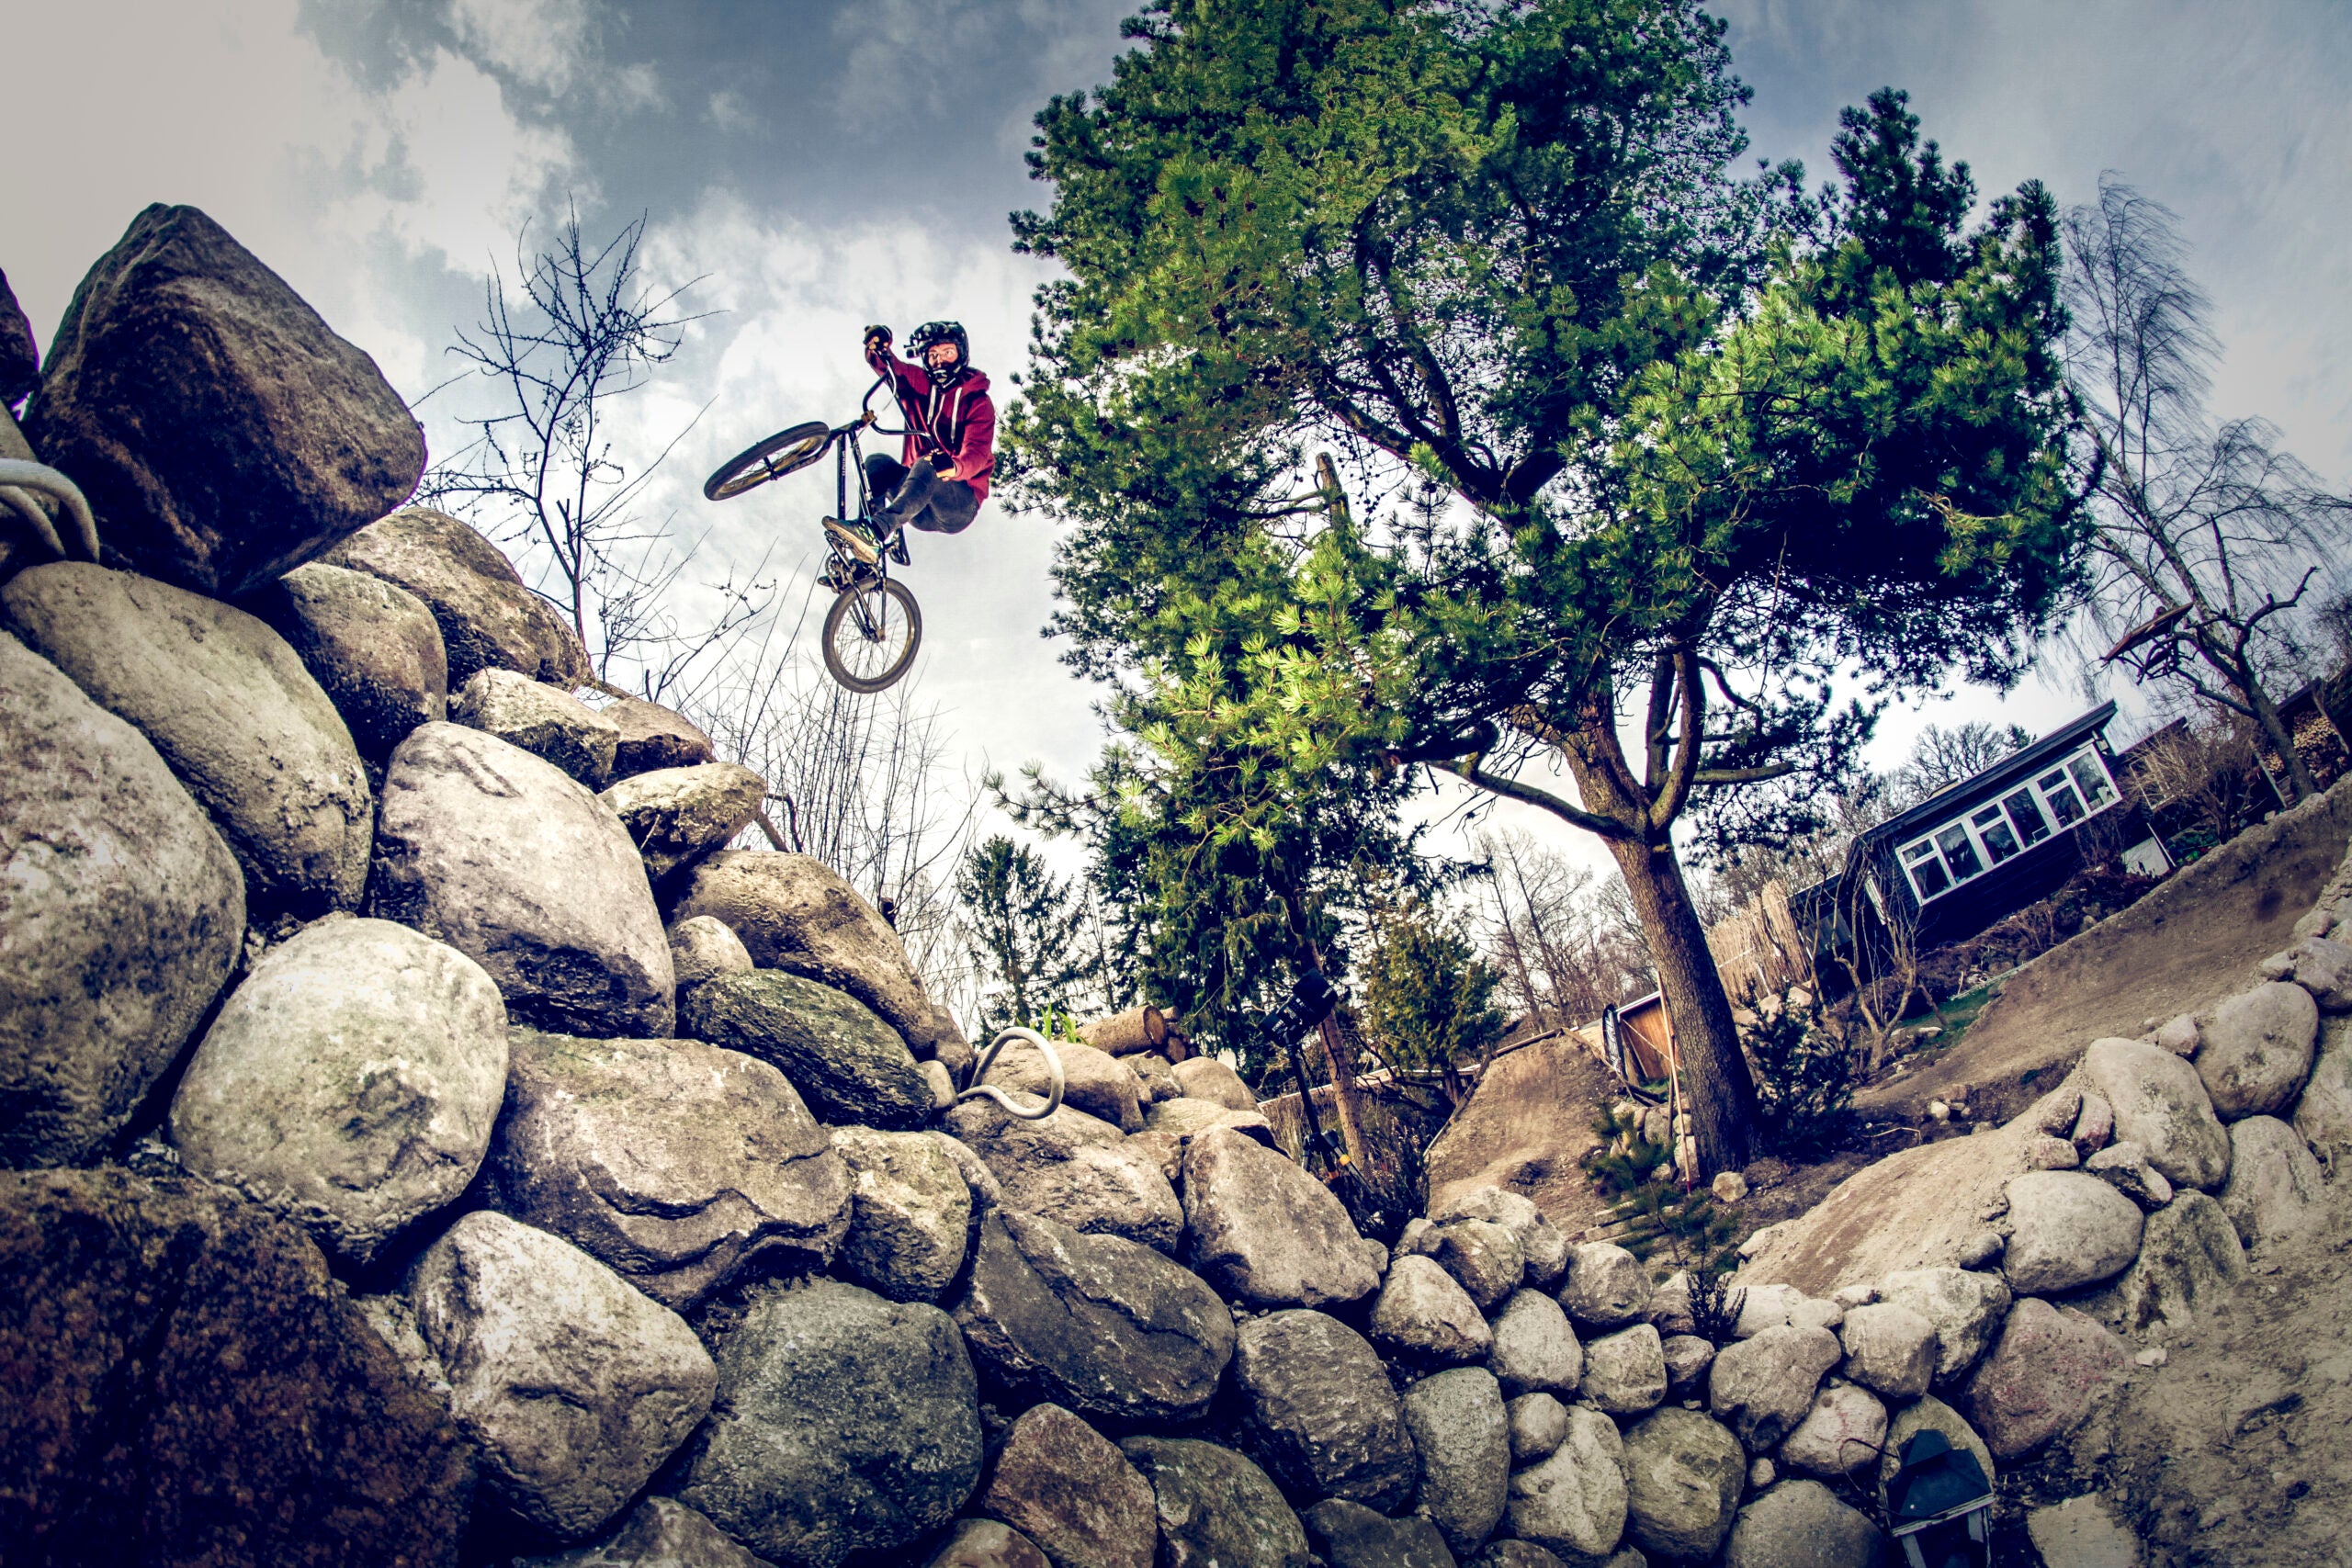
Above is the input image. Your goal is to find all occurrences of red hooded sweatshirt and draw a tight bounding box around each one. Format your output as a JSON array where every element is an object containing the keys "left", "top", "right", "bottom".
[{"left": 865, "top": 342, "right": 996, "bottom": 504}]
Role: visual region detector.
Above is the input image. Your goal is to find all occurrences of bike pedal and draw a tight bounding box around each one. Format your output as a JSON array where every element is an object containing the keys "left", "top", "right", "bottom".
[
  {"left": 887, "top": 531, "right": 910, "bottom": 566},
  {"left": 822, "top": 516, "right": 878, "bottom": 565}
]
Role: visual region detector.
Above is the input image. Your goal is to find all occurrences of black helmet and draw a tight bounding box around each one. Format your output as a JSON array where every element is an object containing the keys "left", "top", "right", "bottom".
[{"left": 907, "top": 320, "right": 968, "bottom": 373}]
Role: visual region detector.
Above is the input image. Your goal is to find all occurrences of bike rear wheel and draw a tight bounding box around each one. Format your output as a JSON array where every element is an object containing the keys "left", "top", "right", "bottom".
[
  {"left": 821, "top": 577, "right": 922, "bottom": 693},
  {"left": 704, "top": 421, "right": 832, "bottom": 501}
]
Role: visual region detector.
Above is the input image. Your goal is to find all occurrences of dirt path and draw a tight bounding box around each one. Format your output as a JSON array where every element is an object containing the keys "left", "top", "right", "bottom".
[
  {"left": 1860, "top": 781, "right": 2352, "bottom": 1126},
  {"left": 1422, "top": 1033, "right": 1616, "bottom": 1235}
]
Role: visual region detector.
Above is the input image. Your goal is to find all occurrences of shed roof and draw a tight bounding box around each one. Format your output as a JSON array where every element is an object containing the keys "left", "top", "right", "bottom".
[{"left": 1860, "top": 701, "right": 2119, "bottom": 852}]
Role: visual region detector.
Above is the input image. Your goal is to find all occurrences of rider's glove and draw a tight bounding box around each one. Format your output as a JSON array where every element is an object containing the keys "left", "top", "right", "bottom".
[{"left": 863, "top": 324, "right": 892, "bottom": 348}]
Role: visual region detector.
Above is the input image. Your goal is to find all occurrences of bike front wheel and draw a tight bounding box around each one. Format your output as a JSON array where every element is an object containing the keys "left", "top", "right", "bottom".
[
  {"left": 821, "top": 577, "right": 922, "bottom": 694},
  {"left": 704, "top": 421, "right": 832, "bottom": 501}
]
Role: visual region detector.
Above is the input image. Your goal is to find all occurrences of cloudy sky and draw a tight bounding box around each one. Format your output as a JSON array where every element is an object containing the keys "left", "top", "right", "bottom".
[{"left": 7, "top": 0, "right": 2348, "bottom": 879}]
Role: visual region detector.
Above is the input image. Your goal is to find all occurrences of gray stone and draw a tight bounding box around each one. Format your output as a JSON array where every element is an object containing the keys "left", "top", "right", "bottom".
[
  {"left": 684, "top": 970, "right": 932, "bottom": 1131},
  {"left": 675, "top": 1278, "right": 981, "bottom": 1568},
  {"left": 2023, "top": 1495, "right": 2143, "bottom": 1568},
  {"left": 485, "top": 1027, "right": 848, "bottom": 1309},
  {"left": 1877, "top": 1269, "right": 2012, "bottom": 1386},
  {"left": 1371, "top": 1254, "right": 1494, "bottom": 1364},
  {"left": 1646, "top": 1273, "right": 1696, "bottom": 1337},
  {"left": 1506, "top": 1404, "right": 1627, "bottom": 1563},
  {"left": 1661, "top": 1334, "right": 1717, "bottom": 1397},
  {"left": 2154, "top": 1014, "right": 2199, "bottom": 1056},
  {"left": 605, "top": 694, "right": 715, "bottom": 779},
  {"left": 1708, "top": 1326, "right": 1842, "bottom": 1453},
  {"left": 0, "top": 631, "right": 243, "bottom": 1166},
  {"left": 2290, "top": 1020, "right": 2352, "bottom": 1162},
  {"left": 671, "top": 851, "right": 954, "bottom": 1056},
  {"left": 978, "top": 1402, "right": 1158, "bottom": 1568},
  {"left": 925, "top": 1519, "right": 1048, "bottom": 1568},
  {"left": 952, "top": 1207, "right": 1235, "bottom": 1427},
  {"left": 1776, "top": 1384, "right": 1885, "bottom": 1479},
  {"left": 2278, "top": 934, "right": 2352, "bottom": 1010},
  {"left": 831, "top": 1126, "right": 971, "bottom": 1303},
  {"left": 1470, "top": 1548, "right": 1569, "bottom": 1568},
  {"left": 1430, "top": 1219, "right": 1525, "bottom": 1313},
  {"left": 1560, "top": 1243, "right": 1652, "bottom": 1329},
  {"left": 1836, "top": 1303, "right": 1937, "bottom": 1400},
  {"left": 1233, "top": 1309, "right": 1418, "bottom": 1512},
  {"left": 1488, "top": 1288, "right": 1584, "bottom": 1395},
  {"left": 944, "top": 1099, "right": 1182, "bottom": 1252},
  {"left": 1302, "top": 1497, "right": 1458, "bottom": 1568},
  {"left": 1956, "top": 1230, "right": 2006, "bottom": 1269},
  {"left": 0, "top": 266, "right": 34, "bottom": 406},
  {"left": 1431, "top": 1187, "right": 1569, "bottom": 1290},
  {"left": 452, "top": 667, "right": 619, "bottom": 789},
  {"left": 1400, "top": 1367, "right": 1509, "bottom": 1557},
  {"left": 407, "top": 1211, "right": 715, "bottom": 1541},
  {"left": 1875, "top": 1396, "right": 1995, "bottom": 1495},
  {"left": 1144, "top": 1095, "right": 1279, "bottom": 1146},
  {"left": 2081, "top": 1140, "right": 2174, "bottom": 1210},
  {"left": 1131, "top": 1052, "right": 1182, "bottom": 1104},
  {"left": 1732, "top": 1287, "right": 1843, "bottom": 1338},
  {"left": 1960, "top": 1297, "right": 2127, "bottom": 1461},
  {"left": 4, "top": 562, "right": 370, "bottom": 916},
  {"left": 23, "top": 203, "right": 424, "bottom": 599},
  {"left": 370, "top": 722, "right": 673, "bottom": 1035},
  {"left": 249, "top": 561, "right": 447, "bottom": 761},
  {"left": 1119, "top": 1437, "right": 1313, "bottom": 1568},
  {"left": 2079, "top": 1037, "right": 2232, "bottom": 1190},
  {"left": 1580, "top": 1323, "right": 1668, "bottom": 1416},
  {"left": 1724, "top": 1480, "right": 1889, "bottom": 1568},
  {"left": 1508, "top": 1392, "right": 1571, "bottom": 1462},
  {"left": 923, "top": 1058, "right": 957, "bottom": 1111},
  {"left": 2197, "top": 982, "right": 2320, "bottom": 1120},
  {"left": 2071, "top": 1090, "right": 2115, "bottom": 1156},
  {"left": 323, "top": 505, "right": 588, "bottom": 685},
  {"left": 516, "top": 1496, "right": 774, "bottom": 1568},
  {"left": 1621, "top": 1407, "right": 1745, "bottom": 1563},
  {"left": 1173, "top": 1055, "right": 1257, "bottom": 1111},
  {"left": 669, "top": 913, "right": 752, "bottom": 989},
  {"left": 986, "top": 1034, "right": 1145, "bottom": 1133},
  {"left": 2001, "top": 1171, "right": 2144, "bottom": 1295},
  {"left": 602, "top": 761, "right": 767, "bottom": 881},
  {"left": 168, "top": 918, "right": 505, "bottom": 1268},
  {"left": 2021, "top": 1134, "right": 2081, "bottom": 1170},
  {"left": 1183, "top": 1125, "right": 1379, "bottom": 1308},
  {"left": 2217, "top": 1114, "right": 2325, "bottom": 1249},
  {"left": 2113, "top": 1190, "right": 2245, "bottom": 1330}
]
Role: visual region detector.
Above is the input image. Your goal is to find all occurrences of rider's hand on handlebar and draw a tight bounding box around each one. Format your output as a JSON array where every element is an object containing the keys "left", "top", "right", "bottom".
[{"left": 863, "top": 324, "right": 892, "bottom": 350}]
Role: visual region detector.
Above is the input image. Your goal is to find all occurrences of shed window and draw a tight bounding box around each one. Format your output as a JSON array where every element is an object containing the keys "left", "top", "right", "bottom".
[
  {"left": 2002, "top": 788, "right": 2052, "bottom": 846},
  {"left": 1935, "top": 824, "right": 1983, "bottom": 881},
  {"left": 1901, "top": 840, "right": 1951, "bottom": 899},
  {"left": 2036, "top": 768, "right": 2085, "bottom": 826},
  {"left": 1891, "top": 742, "right": 2126, "bottom": 905},
  {"left": 2068, "top": 752, "right": 2117, "bottom": 808},
  {"left": 1971, "top": 805, "right": 2023, "bottom": 864}
]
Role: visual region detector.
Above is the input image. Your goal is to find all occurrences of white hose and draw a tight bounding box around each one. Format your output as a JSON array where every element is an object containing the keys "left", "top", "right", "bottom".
[
  {"left": 957, "top": 1026, "right": 1065, "bottom": 1120},
  {"left": 0, "top": 460, "right": 100, "bottom": 560}
]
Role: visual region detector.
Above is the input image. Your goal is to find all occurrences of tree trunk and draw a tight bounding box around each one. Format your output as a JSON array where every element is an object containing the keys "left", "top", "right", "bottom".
[
  {"left": 1317, "top": 1012, "right": 1372, "bottom": 1171},
  {"left": 2241, "top": 670, "right": 2321, "bottom": 802}
]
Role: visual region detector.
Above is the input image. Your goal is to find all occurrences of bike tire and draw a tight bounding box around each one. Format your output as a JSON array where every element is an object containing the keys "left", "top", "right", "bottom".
[
  {"left": 704, "top": 421, "right": 832, "bottom": 501},
  {"left": 821, "top": 577, "right": 922, "bottom": 694}
]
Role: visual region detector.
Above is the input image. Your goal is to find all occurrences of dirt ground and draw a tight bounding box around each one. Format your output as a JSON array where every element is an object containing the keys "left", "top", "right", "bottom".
[
  {"left": 1859, "top": 780, "right": 2352, "bottom": 1127},
  {"left": 1422, "top": 1032, "right": 1616, "bottom": 1235}
]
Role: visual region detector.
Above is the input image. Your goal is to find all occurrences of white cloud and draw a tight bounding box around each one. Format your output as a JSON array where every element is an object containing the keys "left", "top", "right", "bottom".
[{"left": 447, "top": 0, "right": 594, "bottom": 94}]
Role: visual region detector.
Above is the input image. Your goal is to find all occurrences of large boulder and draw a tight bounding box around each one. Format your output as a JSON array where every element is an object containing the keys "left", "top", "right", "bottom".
[
  {"left": 1836, "top": 1303, "right": 1937, "bottom": 1399},
  {"left": 1508, "top": 1392, "right": 1570, "bottom": 1463},
  {"left": 1146, "top": 1095, "right": 1280, "bottom": 1146},
  {"left": 485, "top": 1028, "right": 850, "bottom": 1309},
  {"left": 601, "top": 761, "right": 769, "bottom": 882},
  {"left": 22, "top": 204, "right": 424, "bottom": 598},
  {"left": 322, "top": 504, "right": 589, "bottom": 686},
  {"left": 830, "top": 1125, "right": 971, "bottom": 1303},
  {"left": 1232, "top": 1309, "right": 1418, "bottom": 1512},
  {"left": 670, "top": 913, "right": 753, "bottom": 989},
  {"left": 2000, "top": 1171, "right": 2145, "bottom": 1295},
  {"left": 518, "top": 1497, "right": 772, "bottom": 1568},
  {"left": 1172, "top": 1055, "right": 1257, "bottom": 1111},
  {"left": 1370, "top": 1253, "right": 1494, "bottom": 1365},
  {"left": 684, "top": 969, "right": 932, "bottom": 1131},
  {"left": 1302, "top": 1498, "right": 1458, "bottom": 1568},
  {"left": 4, "top": 562, "right": 370, "bottom": 915},
  {"left": 670, "top": 851, "right": 952, "bottom": 1055},
  {"left": 370, "top": 722, "right": 673, "bottom": 1035},
  {"left": 1874, "top": 1396, "right": 1995, "bottom": 1497},
  {"left": 2196, "top": 982, "right": 2320, "bottom": 1120},
  {"left": 1487, "top": 1288, "right": 1583, "bottom": 1396},
  {"left": 248, "top": 561, "right": 447, "bottom": 760},
  {"left": 943, "top": 1099, "right": 1183, "bottom": 1251},
  {"left": 0, "top": 1168, "right": 472, "bottom": 1568},
  {"left": 1559, "top": 1243, "right": 1652, "bottom": 1329},
  {"left": 1776, "top": 1383, "right": 1886, "bottom": 1480},
  {"left": 1400, "top": 1367, "right": 1509, "bottom": 1557},
  {"left": 1, "top": 631, "right": 243, "bottom": 1167},
  {"left": 2217, "top": 1114, "right": 2325, "bottom": 1249},
  {"left": 1183, "top": 1125, "right": 1380, "bottom": 1309},
  {"left": 673, "top": 1278, "right": 982, "bottom": 1568},
  {"left": 167, "top": 918, "right": 507, "bottom": 1268},
  {"left": 1708, "top": 1326, "right": 1842, "bottom": 1453},
  {"left": 404, "top": 1211, "right": 715, "bottom": 1540},
  {"left": 451, "top": 668, "right": 620, "bottom": 788},
  {"left": 984, "top": 1033, "right": 1146, "bottom": 1133},
  {"left": 1428, "top": 1219, "right": 1525, "bottom": 1313},
  {"left": 605, "top": 694, "right": 716, "bottom": 779},
  {"left": 2078, "top": 1037, "right": 2232, "bottom": 1190},
  {"left": 1579, "top": 1323, "right": 1668, "bottom": 1416},
  {"left": 1505, "top": 1403, "right": 1627, "bottom": 1563},
  {"left": 1959, "top": 1297, "right": 2127, "bottom": 1461},
  {"left": 2081, "top": 1139, "right": 2175, "bottom": 1210},
  {"left": 1119, "top": 1437, "right": 1313, "bottom": 1568},
  {"left": 1876, "top": 1269, "right": 2012, "bottom": 1387},
  {"left": 1622, "top": 1407, "right": 1746, "bottom": 1563},
  {"left": 951, "top": 1207, "right": 1235, "bottom": 1427},
  {"left": 2290, "top": 1020, "right": 2352, "bottom": 1161},
  {"left": 1724, "top": 1480, "right": 1889, "bottom": 1568},
  {"left": 928, "top": 1520, "right": 1049, "bottom": 1568},
  {"left": 2113, "top": 1189, "right": 2245, "bottom": 1330},
  {"left": 978, "top": 1402, "right": 1159, "bottom": 1568},
  {"left": 1432, "top": 1186, "right": 1570, "bottom": 1290}
]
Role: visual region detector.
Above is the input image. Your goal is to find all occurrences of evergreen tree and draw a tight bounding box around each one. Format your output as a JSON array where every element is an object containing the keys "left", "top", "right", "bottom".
[
  {"left": 956, "top": 836, "right": 1093, "bottom": 1038},
  {"left": 1359, "top": 894, "right": 1506, "bottom": 1095}
]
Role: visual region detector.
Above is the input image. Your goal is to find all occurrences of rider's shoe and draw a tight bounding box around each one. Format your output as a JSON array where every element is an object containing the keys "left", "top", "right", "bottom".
[{"left": 822, "top": 515, "right": 878, "bottom": 565}]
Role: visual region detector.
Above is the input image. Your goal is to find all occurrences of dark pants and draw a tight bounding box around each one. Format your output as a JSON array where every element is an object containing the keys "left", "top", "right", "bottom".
[{"left": 866, "top": 455, "right": 979, "bottom": 536}]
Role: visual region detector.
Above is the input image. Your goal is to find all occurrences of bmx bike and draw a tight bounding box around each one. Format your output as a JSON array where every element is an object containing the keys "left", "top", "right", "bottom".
[{"left": 702, "top": 377, "right": 924, "bottom": 694}]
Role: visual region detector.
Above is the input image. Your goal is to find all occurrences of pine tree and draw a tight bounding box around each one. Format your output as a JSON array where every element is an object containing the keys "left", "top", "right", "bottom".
[{"left": 956, "top": 837, "right": 1093, "bottom": 1039}]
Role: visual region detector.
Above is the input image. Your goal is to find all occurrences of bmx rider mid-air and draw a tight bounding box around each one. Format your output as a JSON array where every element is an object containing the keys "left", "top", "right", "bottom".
[{"left": 827, "top": 320, "right": 995, "bottom": 562}]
